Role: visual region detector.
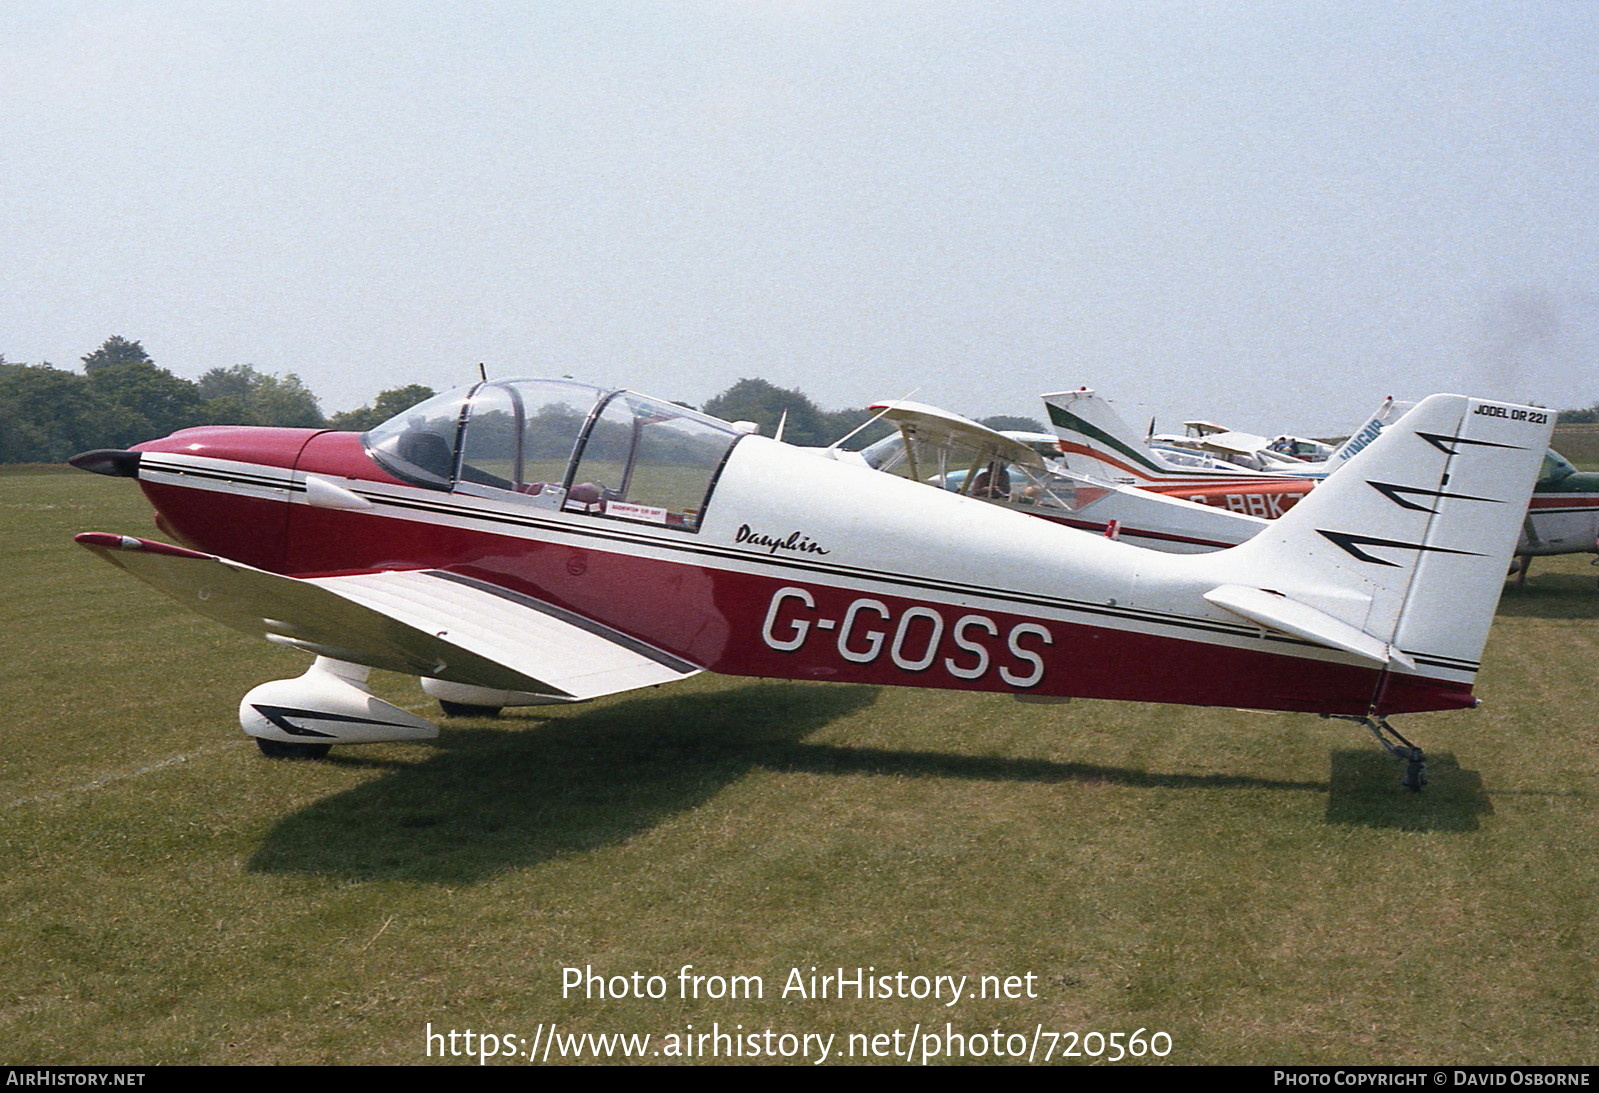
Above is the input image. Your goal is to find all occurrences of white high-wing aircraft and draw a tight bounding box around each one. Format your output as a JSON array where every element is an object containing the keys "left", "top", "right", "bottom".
[
  {"left": 830, "top": 399, "right": 1268, "bottom": 553},
  {"left": 1153, "top": 420, "right": 1338, "bottom": 470},
  {"left": 71, "top": 379, "right": 1552, "bottom": 790}
]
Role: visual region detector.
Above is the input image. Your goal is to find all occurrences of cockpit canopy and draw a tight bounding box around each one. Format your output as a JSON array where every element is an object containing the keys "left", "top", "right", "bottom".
[
  {"left": 364, "top": 379, "right": 745, "bottom": 531},
  {"left": 1538, "top": 449, "right": 1578, "bottom": 488}
]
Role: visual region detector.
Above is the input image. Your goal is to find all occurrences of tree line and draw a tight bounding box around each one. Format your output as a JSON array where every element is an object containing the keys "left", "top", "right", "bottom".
[
  {"left": 14, "top": 334, "right": 1596, "bottom": 467},
  {"left": 2, "top": 337, "right": 1041, "bottom": 464},
  {"left": 0, "top": 337, "right": 445, "bottom": 464},
  {"left": 8, "top": 335, "right": 1597, "bottom": 467}
]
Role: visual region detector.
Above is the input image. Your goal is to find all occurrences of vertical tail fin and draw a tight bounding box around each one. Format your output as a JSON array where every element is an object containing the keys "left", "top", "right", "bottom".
[
  {"left": 1207, "top": 394, "right": 1552, "bottom": 706},
  {"left": 1042, "top": 387, "right": 1177, "bottom": 483},
  {"left": 1323, "top": 396, "right": 1415, "bottom": 472}
]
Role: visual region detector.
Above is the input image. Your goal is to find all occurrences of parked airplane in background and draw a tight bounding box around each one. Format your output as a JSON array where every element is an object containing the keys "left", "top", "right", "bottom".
[
  {"left": 1045, "top": 389, "right": 1409, "bottom": 516},
  {"left": 831, "top": 399, "right": 1267, "bottom": 553},
  {"left": 1516, "top": 449, "right": 1599, "bottom": 582},
  {"left": 1046, "top": 387, "right": 1319, "bottom": 516},
  {"left": 1047, "top": 387, "right": 1597, "bottom": 576},
  {"left": 1152, "top": 419, "right": 1338, "bottom": 472},
  {"left": 71, "top": 379, "right": 1552, "bottom": 790}
]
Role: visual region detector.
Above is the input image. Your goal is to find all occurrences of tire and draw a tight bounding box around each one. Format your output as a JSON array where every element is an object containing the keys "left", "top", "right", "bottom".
[
  {"left": 438, "top": 700, "right": 503, "bottom": 718},
  {"left": 255, "top": 738, "right": 333, "bottom": 760}
]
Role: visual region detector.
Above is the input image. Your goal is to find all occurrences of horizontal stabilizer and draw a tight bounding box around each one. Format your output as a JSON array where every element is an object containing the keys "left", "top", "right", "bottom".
[
  {"left": 1203, "top": 583, "right": 1414, "bottom": 669},
  {"left": 74, "top": 533, "right": 700, "bottom": 700}
]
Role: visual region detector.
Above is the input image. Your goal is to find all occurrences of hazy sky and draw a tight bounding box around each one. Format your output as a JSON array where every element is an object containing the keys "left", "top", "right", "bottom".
[{"left": 4, "top": 1, "right": 1597, "bottom": 435}]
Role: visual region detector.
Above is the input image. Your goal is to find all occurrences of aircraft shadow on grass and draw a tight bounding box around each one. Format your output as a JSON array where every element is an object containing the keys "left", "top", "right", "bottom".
[
  {"left": 1324, "top": 750, "right": 1491, "bottom": 832},
  {"left": 246, "top": 682, "right": 881, "bottom": 884},
  {"left": 246, "top": 685, "right": 1493, "bottom": 883},
  {"left": 776, "top": 745, "right": 1492, "bottom": 833}
]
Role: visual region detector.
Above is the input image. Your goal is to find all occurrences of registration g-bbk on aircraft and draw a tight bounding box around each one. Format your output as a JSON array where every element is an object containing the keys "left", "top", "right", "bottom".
[{"left": 71, "top": 378, "right": 1554, "bottom": 790}]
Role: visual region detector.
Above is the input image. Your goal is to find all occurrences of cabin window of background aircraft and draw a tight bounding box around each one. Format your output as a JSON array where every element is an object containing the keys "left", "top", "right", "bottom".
[{"left": 859, "top": 430, "right": 1079, "bottom": 515}]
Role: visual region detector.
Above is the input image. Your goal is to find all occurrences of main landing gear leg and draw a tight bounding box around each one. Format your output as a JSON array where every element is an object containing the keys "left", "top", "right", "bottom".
[{"left": 1329, "top": 714, "right": 1428, "bottom": 791}]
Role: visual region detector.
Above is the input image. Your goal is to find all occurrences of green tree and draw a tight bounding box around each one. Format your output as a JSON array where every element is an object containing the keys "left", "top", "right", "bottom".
[
  {"left": 704, "top": 378, "right": 827, "bottom": 445},
  {"left": 978, "top": 414, "right": 1047, "bottom": 434},
  {"left": 816, "top": 406, "right": 895, "bottom": 450},
  {"left": 699, "top": 378, "right": 901, "bottom": 448},
  {"left": 198, "top": 365, "right": 326, "bottom": 428},
  {"left": 81, "top": 335, "right": 153, "bottom": 374},
  {"left": 328, "top": 384, "right": 437, "bottom": 432},
  {"left": 87, "top": 360, "right": 204, "bottom": 446},
  {"left": 0, "top": 364, "right": 118, "bottom": 461}
]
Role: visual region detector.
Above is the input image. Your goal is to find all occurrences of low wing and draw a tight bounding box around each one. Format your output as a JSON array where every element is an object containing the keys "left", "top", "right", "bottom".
[{"left": 75, "top": 533, "right": 700, "bottom": 701}]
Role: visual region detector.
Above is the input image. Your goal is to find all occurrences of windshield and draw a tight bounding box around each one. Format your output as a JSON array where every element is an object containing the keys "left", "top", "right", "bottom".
[
  {"left": 1537, "top": 449, "right": 1577, "bottom": 489},
  {"left": 364, "top": 379, "right": 743, "bottom": 531},
  {"left": 363, "top": 387, "right": 478, "bottom": 489}
]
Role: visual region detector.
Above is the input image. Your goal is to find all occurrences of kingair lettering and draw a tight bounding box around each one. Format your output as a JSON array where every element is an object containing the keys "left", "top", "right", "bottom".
[
  {"left": 1337, "top": 417, "right": 1386, "bottom": 460},
  {"left": 760, "top": 587, "right": 1054, "bottom": 688}
]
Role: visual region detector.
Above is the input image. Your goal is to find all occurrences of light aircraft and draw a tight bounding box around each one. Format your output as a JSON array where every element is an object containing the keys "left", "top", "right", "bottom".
[
  {"left": 1514, "top": 449, "right": 1599, "bottom": 582},
  {"left": 1045, "top": 388, "right": 1415, "bottom": 510},
  {"left": 1048, "top": 388, "right": 1596, "bottom": 576},
  {"left": 1152, "top": 419, "right": 1339, "bottom": 470},
  {"left": 71, "top": 379, "right": 1553, "bottom": 790},
  {"left": 830, "top": 399, "right": 1268, "bottom": 553},
  {"left": 1046, "top": 387, "right": 1326, "bottom": 516}
]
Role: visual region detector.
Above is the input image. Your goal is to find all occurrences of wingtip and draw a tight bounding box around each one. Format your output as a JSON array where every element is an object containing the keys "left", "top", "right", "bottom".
[{"left": 74, "top": 533, "right": 212, "bottom": 559}]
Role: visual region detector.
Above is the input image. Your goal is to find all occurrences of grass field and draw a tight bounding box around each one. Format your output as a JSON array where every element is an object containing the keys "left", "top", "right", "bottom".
[
  {"left": 1553, "top": 423, "right": 1599, "bottom": 471},
  {"left": 1, "top": 467, "right": 1596, "bottom": 1066}
]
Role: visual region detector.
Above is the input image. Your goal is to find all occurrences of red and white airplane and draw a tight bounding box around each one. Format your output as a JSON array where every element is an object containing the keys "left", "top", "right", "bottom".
[
  {"left": 71, "top": 379, "right": 1553, "bottom": 789},
  {"left": 1043, "top": 387, "right": 1410, "bottom": 517}
]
